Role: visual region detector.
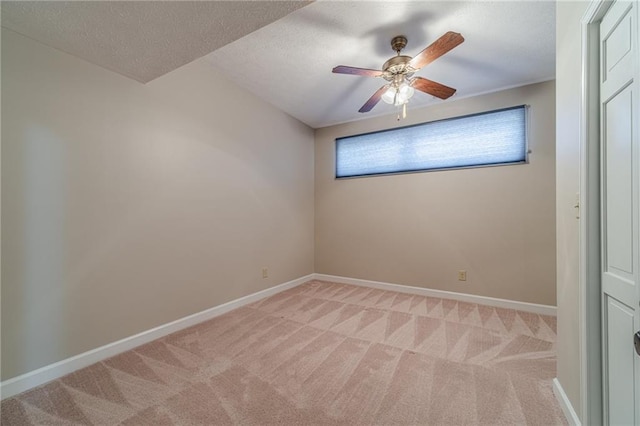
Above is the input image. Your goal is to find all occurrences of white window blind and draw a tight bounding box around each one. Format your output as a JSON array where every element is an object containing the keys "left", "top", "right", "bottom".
[{"left": 335, "top": 105, "right": 528, "bottom": 178}]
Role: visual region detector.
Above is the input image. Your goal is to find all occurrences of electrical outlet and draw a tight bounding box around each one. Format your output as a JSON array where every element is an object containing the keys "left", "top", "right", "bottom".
[
  {"left": 262, "top": 268, "right": 268, "bottom": 279},
  {"left": 458, "top": 270, "right": 467, "bottom": 281}
]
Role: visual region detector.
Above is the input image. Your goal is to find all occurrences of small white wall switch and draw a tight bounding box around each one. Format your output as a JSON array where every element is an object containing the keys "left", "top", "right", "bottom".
[
  {"left": 458, "top": 270, "right": 467, "bottom": 281},
  {"left": 262, "top": 268, "right": 268, "bottom": 279}
]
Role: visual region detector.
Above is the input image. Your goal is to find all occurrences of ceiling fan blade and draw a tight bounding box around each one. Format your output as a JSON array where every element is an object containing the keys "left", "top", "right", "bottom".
[
  {"left": 333, "top": 65, "right": 384, "bottom": 77},
  {"left": 359, "top": 85, "right": 388, "bottom": 113},
  {"left": 412, "top": 77, "right": 456, "bottom": 99},
  {"left": 408, "top": 31, "right": 464, "bottom": 70}
]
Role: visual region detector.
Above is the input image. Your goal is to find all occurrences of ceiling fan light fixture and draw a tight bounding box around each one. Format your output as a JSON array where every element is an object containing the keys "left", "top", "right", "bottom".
[
  {"left": 381, "top": 85, "right": 396, "bottom": 104},
  {"left": 398, "top": 81, "right": 415, "bottom": 102},
  {"left": 381, "top": 79, "right": 414, "bottom": 106}
]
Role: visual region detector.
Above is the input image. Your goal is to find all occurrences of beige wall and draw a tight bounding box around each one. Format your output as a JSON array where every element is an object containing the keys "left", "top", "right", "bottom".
[
  {"left": 315, "top": 81, "right": 556, "bottom": 306},
  {"left": 555, "top": 1, "right": 590, "bottom": 419},
  {"left": 1, "top": 29, "right": 315, "bottom": 380}
]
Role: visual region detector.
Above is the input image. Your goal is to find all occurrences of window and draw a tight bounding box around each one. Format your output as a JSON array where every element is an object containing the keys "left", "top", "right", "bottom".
[{"left": 335, "top": 105, "right": 528, "bottom": 178}]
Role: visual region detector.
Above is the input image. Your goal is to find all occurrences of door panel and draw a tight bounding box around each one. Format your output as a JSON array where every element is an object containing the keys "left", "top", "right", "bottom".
[
  {"left": 605, "top": 12, "right": 632, "bottom": 71},
  {"left": 605, "top": 296, "right": 636, "bottom": 425},
  {"left": 604, "top": 85, "right": 633, "bottom": 275}
]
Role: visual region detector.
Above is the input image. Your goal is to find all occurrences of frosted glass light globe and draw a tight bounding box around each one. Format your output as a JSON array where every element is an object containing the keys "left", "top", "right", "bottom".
[{"left": 381, "top": 86, "right": 397, "bottom": 104}]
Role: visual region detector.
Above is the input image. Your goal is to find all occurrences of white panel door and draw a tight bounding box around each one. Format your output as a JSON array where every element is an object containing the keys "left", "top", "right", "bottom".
[{"left": 600, "top": 1, "right": 640, "bottom": 425}]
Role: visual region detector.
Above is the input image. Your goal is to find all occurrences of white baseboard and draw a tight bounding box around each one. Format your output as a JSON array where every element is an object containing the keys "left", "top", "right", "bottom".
[
  {"left": 1, "top": 272, "right": 556, "bottom": 400},
  {"left": 312, "top": 274, "right": 557, "bottom": 316},
  {"left": 0, "top": 274, "right": 313, "bottom": 400},
  {"left": 553, "top": 378, "right": 582, "bottom": 426}
]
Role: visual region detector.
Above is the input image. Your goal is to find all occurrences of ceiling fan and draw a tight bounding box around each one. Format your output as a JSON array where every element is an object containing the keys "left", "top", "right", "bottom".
[{"left": 332, "top": 32, "right": 464, "bottom": 119}]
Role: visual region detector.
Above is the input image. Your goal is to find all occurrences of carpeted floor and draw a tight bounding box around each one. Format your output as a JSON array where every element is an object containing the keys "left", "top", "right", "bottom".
[{"left": 1, "top": 280, "right": 567, "bottom": 425}]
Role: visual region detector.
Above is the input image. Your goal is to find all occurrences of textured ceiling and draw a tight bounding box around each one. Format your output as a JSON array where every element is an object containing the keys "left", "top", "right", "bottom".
[
  {"left": 205, "top": 1, "right": 556, "bottom": 128},
  {"left": 1, "top": 1, "right": 555, "bottom": 129},
  {"left": 1, "top": 1, "right": 310, "bottom": 83}
]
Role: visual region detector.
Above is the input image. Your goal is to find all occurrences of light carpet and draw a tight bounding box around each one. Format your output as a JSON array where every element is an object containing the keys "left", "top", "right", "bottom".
[{"left": 1, "top": 280, "right": 566, "bottom": 425}]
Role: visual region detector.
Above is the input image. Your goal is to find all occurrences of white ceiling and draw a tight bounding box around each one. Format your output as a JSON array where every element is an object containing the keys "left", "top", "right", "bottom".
[
  {"left": 205, "top": 1, "right": 556, "bottom": 128},
  {"left": 1, "top": 1, "right": 555, "bottom": 129},
  {"left": 1, "top": 1, "right": 309, "bottom": 83}
]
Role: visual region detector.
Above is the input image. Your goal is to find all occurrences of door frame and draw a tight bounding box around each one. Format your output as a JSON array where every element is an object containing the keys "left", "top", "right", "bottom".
[{"left": 579, "top": 0, "right": 611, "bottom": 424}]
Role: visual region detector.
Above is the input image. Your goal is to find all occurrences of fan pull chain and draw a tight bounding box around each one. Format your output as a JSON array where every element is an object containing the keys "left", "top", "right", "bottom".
[{"left": 396, "top": 103, "right": 407, "bottom": 121}]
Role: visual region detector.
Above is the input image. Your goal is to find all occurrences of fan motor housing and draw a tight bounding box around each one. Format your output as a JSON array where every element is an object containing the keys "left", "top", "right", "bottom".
[{"left": 382, "top": 55, "right": 414, "bottom": 80}]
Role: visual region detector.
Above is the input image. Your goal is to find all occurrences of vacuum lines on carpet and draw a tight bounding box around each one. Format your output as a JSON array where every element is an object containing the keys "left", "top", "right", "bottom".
[{"left": 1, "top": 280, "right": 566, "bottom": 425}]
